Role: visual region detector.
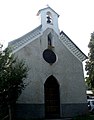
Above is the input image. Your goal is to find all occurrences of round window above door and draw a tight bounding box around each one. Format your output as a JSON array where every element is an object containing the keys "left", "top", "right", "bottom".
[{"left": 43, "top": 49, "right": 56, "bottom": 64}]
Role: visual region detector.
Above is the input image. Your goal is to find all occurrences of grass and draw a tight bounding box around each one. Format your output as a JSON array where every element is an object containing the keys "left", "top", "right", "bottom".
[
  {"left": 16, "top": 118, "right": 45, "bottom": 120},
  {"left": 72, "top": 114, "right": 94, "bottom": 120},
  {"left": 14, "top": 114, "right": 94, "bottom": 120},
  {"left": 16, "top": 116, "right": 94, "bottom": 120},
  {"left": 16, "top": 118, "right": 57, "bottom": 120}
]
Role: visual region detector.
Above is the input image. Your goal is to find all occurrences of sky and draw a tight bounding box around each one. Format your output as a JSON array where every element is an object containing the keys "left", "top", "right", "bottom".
[{"left": 0, "top": 0, "right": 94, "bottom": 57}]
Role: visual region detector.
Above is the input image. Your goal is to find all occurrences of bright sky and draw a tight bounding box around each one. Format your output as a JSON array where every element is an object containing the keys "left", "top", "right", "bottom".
[{"left": 0, "top": 0, "right": 94, "bottom": 56}]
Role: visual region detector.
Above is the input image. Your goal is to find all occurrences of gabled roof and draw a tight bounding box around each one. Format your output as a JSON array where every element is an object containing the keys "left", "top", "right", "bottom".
[
  {"left": 8, "top": 25, "right": 87, "bottom": 62},
  {"left": 8, "top": 25, "right": 42, "bottom": 53},
  {"left": 37, "top": 6, "right": 59, "bottom": 17},
  {"left": 60, "top": 31, "right": 88, "bottom": 62}
]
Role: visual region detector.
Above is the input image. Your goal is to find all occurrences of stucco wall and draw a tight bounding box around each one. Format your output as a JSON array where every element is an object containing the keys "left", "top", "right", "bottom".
[{"left": 15, "top": 28, "right": 87, "bottom": 105}]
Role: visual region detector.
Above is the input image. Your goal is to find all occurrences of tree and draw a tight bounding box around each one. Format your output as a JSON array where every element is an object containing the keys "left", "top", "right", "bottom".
[
  {"left": 85, "top": 32, "right": 94, "bottom": 89},
  {"left": 0, "top": 47, "right": 28, "bottom": 120}
]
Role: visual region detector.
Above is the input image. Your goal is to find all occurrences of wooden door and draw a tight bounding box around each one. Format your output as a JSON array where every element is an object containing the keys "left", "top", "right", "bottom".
[{"left": 44, "top": 75, "right": 60, "bottom": 118}]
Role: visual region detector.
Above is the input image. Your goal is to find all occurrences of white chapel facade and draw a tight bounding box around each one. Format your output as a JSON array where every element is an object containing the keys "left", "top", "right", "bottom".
[{"left": 9, "top": 7, "right": 88, "bottom": 119}]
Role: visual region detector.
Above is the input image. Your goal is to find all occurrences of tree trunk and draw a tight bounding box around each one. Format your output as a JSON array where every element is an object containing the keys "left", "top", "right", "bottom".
[{"left": 8, "top": 104, "right": 12, "bottom": 120}]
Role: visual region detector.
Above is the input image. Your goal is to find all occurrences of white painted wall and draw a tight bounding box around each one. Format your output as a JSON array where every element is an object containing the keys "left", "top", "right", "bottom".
[
  {"left": 15, "top": 28, "right": 87, "bottom": 104},
  {"left": 38, "top": 7, "right": 60, "bottom": 35}
]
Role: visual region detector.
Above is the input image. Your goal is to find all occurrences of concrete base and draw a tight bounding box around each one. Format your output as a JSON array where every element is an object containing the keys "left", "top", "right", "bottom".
[
  {"left": 15, "top": 103, "right": 88, "bottom": 119},
  {"left": 15, "top": 104, "right": 45, "bottom": 119},
  {"left": 61, "top": 103, "right": 88, "bottom": 118}
]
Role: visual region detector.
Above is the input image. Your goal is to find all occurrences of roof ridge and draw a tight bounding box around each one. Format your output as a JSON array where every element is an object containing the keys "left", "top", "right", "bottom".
[
  {"left": 9, "top": 25, "right": 42, "bottom": 46},
  {"left": 37, "top": 6, "right": 59, "bottom": 17},
  {"left": 60, "top": 31, "right": 87, "bottom": 62}
]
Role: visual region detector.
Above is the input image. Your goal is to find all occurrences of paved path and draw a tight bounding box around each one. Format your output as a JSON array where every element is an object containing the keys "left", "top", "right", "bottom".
[{"left": 45, "top": 118, "right": 72, "bottom": 120}]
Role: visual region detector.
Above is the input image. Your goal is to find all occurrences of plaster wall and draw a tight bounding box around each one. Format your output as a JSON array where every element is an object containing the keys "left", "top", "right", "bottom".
[
  {"left": 40, "top": 8, "right": 59, "bottom": 35},
  {"left": 15, "top": 28, "right": 87, "bottom": 105}
]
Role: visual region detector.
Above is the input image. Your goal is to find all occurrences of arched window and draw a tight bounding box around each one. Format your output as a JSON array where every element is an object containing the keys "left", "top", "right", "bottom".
[
  {"left": 48, "top": 33, "right": 54, "bottom": 48},
  {"left": 46, "top": 11, "right": 53, "bottom": 24},
  {"left": 48, "top": 33, "right": 52, "bottom": 46}
]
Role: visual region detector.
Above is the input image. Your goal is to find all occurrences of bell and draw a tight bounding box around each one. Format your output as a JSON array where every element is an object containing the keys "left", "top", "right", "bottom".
[{"left": 47, "top": 16, "right": 51, "bottom": 23}]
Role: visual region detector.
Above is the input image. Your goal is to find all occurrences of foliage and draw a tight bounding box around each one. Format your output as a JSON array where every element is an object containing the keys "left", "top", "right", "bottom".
[
  {"left": 0, "top": 47, "right": 28, "bottom": 119},
  {"left": 72, "top": 115, "right": 94, "bottom": 120},
  {"left": 85, "top": 32, "right": 94, "bottom": 89}
]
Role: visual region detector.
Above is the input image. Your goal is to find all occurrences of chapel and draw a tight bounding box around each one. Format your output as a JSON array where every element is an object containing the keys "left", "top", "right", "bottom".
[{"left": 9, "top": 6, "right": 88, "bottom": 119}]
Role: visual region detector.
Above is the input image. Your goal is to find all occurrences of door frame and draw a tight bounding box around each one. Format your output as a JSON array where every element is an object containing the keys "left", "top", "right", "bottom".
[{"left": 44, "top": 75, "right": 60, "bottom": 118}]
